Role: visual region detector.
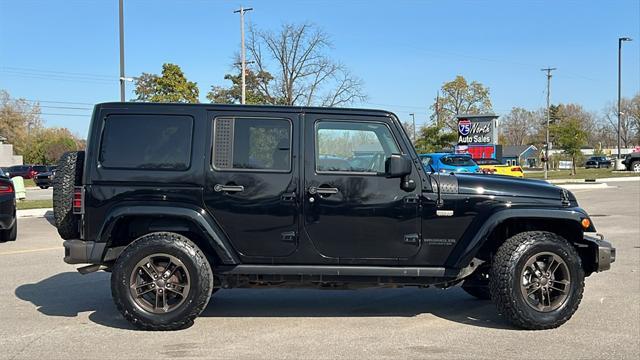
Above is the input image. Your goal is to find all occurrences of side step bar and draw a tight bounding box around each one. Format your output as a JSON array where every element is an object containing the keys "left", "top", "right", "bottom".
[{"left": 218, "top": 265, "right": 457, "bottom": 278}]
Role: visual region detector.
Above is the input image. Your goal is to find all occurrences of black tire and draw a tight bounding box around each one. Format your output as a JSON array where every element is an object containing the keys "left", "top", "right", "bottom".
[
  {"left": 39, "top": 186, "right": 48, "bottom": 189},
  {"left": 489, "top": 231, "right": 584, "bottom": 330},
  {"left": 0, "top": 220, "right": 17, "bottom": 242},
  {"left": 53, "top": 151, "right": 84, "bottom": 240},
  {"left": 461, "top": 264, "right": 491, "bottom": 300},
  {"left": 632, "top": 160, "right": 640, "bottom": 173},
  {"left": 111, "top": 232, "right": 213, "bottom": 331}
]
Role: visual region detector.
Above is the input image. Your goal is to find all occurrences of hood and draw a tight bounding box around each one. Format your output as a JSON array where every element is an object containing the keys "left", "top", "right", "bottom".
[{"left": 455, "top": 173, "right": 569, "bottom": 200}]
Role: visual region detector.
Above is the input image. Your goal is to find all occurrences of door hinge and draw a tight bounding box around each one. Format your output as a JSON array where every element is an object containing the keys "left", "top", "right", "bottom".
[
  {"left": 404, "top": 233, "right": 420, "bottom": 245},
  {"left": 281, "top": 231, "right": 297, "bottom": 243},
  {"left": 403, "top": 194, "right": 419, "bottom": 204}
]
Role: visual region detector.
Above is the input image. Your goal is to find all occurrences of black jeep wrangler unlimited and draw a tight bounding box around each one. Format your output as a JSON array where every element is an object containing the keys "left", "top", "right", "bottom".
[{"left": 53, "top": 102, "right": 615, "bottom": 331}]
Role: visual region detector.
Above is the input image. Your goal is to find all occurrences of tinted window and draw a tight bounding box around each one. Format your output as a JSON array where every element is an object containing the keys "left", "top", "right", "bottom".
[
  {"left": 441, "top": 156, "right": 476, "bottom": 166},
  {"left": 100, "top": 114, "right": 193, "bottom": 170},
  {"left": 33, "top": 166, "right": 48, "bottom": 172},
  {"left": 316, "top": 121, "right": 399, "bottom": 173},
  {"left": 213, "top": 117, "right": 291, "bottom": 171}
]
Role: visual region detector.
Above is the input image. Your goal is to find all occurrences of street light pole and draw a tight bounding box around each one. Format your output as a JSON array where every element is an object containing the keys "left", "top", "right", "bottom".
[
  {"left": 118, "top": 0, "right": 125, "bottom": 102},
  {"left": 234, "top": 6, "right": 253, "bottom": 105},
  {"left": 409, "top": 113, "right": 416, "bottom": 143},
  {"left": 541, "top": 67, "right": 556, "bottom": 180},
  {"left": 617, "top": 37, "right": 633, "bottom": 159}
]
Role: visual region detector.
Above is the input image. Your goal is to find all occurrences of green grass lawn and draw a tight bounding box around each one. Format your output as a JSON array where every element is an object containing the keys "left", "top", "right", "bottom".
[
  {"left": 23, "top": 178, "right": 36, "bottom": 188},
  {"left": 16, "top": 199, "right": 53, "bottom": 210},
  {"left": 525, "top": 168, "right": 638, "bottom": 180}
]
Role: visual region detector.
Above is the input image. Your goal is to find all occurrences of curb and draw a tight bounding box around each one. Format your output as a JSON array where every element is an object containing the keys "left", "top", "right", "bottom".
[
  {"left": 556, "top": 183, "right": 610, "bottom": 190},
  {"left": 17, "top": 208, "right": 53, "bottom": 218},
  {"left": 547, "top": 176, "right": 640, "bottom": 184}
]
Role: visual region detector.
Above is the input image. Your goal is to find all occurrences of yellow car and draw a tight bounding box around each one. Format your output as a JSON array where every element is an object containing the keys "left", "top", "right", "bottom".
[{"left": 476, "top": 158, "right": 525, "bottom": 178}]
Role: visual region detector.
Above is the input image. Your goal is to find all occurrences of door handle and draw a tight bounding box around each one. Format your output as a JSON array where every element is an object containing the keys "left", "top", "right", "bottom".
[
  {"left": 308, "top": 186, "right": 339, "bottom": 195},
  {"left": 214, "top": 184, "right": 245, "bottom": 193}
]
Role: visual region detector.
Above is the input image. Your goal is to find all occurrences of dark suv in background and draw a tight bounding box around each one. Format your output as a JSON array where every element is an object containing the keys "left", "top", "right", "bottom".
[
  {"left": 53, "top": 102, "right": 614, "bottom": 331},
  {"left": 7, "top": 165, "right": 50, "bottom": 179}
]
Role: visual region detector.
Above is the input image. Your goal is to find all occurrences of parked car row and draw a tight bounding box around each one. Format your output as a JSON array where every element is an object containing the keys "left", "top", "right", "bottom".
[
  {"left": 0, "top": 165, "right": 56, "bottom": 179},
  {"left": 419, "top": 153, "right": 525, "bottom": 177}
]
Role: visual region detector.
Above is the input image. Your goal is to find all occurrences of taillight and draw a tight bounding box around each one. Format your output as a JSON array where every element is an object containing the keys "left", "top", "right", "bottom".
[
  {"left": 0, "top": 183, "right": 14, "bottom": 193},
  {"left": 511, "top": 167, "right": 523, "bottom": 172},
  {"left": 72, "top": 186, "right": 84, "bottom": 214}
]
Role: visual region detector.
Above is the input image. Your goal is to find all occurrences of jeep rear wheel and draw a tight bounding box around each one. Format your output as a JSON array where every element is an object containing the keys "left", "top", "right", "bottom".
[
  {"left": 111, "top": 232, "right": 213, "bottom": 331},
  {"left": 489, "top": 231, "right": 584, "bottom": 330}
]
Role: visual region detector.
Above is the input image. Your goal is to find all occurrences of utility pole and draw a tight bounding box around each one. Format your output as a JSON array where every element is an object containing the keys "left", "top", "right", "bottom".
[
  {"left": 118, "top": 0, "right": 125, "bottom": 102},
  {"left": 618, "top": 37, "right": 633, "bottom": 159},
  {"left": 541, "top": 67, "right": 556, "bottom": 180},
  {"left": 409, "top": 113, "right": 416, "bottom": 142},
  {"left": 234, "top": 6, "right": 253, "bottom": 104},
  {"left": 435, "top": 91, "right": 440, "bottom": 127}
]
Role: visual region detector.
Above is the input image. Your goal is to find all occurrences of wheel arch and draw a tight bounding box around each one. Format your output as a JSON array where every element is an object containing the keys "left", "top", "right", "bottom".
[
  {"left": 95, "top": 205, "right": 240, "bottom": 266},
  {"left": 449, "top": 208, "right": 594, "bottom": 273}
]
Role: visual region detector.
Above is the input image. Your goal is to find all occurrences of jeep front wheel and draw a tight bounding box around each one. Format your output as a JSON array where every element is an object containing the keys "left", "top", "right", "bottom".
[
  {"left": 111, "top": 232, "right": 213, "bottom": 331},
  {"left": 489, "top": 231, "right": 584, "bottom": 330}
]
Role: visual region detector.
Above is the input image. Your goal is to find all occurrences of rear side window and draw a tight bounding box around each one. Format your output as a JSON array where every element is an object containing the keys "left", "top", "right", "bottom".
[
  {"left": 212, "top": 117, "right": 291, "bottom": 172},
  {"left": 441, "top": 156, "right": 476, "bottom": 166},
  {"left": 99, "top": 114, "right": 193, "bottom": 170}
]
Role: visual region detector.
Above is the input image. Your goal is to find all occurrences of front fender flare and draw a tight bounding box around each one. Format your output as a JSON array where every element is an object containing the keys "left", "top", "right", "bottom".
[
  {"left": 94, "top": 205, "right": 240, "bottom": 265},
  {"left": 448, "top": 208, "right": 587, "bottom": 269}
]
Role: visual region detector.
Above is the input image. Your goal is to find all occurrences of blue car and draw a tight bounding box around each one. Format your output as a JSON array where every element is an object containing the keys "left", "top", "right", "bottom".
[{"left": 419, "top": 153, "right": 480, "bottom": 173}]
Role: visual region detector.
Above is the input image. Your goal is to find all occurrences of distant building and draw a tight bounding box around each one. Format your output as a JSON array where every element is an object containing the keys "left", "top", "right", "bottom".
[
  {"left": 0, "top": 136, "right": 23, "bottom": 167},
  {"left": 502, "top": 145, "right": 538, "bottom": 168}
]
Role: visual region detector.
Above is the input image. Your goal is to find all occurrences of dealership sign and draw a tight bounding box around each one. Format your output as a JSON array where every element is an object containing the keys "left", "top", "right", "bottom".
[{"left": 457, "top": 115, "right": 498, "bottom": 145}]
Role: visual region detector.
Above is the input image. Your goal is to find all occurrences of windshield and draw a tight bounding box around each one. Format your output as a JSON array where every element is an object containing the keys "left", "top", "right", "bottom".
[
  {"left": 441, "top": 156, "right": 477, "bottom": 167},
  {"left": 33, "top": 166, "right": 48, "bottom": 172}
]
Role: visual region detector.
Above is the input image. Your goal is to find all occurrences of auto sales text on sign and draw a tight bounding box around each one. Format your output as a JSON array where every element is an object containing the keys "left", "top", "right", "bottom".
[{"left": 458, "top": 121, "right": 492, "bottom": 144}]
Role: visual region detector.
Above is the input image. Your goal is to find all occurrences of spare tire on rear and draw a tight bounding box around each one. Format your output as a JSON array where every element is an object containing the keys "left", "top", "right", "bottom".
[{"left": 53, "top": 151, "right": 85, "bottom": 239}]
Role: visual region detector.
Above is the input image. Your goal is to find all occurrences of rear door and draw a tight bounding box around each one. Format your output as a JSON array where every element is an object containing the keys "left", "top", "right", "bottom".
[
  {"left": 204, "top": 111, "right": 299, "bottom": 258},
  {"left": 302, "top": 114, "right": 422, "bottom": 261}
]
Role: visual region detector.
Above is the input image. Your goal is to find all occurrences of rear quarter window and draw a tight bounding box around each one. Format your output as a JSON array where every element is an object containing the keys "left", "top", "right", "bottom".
[{"left": 99, "top": 114, "right": 193, "bottom": 170}]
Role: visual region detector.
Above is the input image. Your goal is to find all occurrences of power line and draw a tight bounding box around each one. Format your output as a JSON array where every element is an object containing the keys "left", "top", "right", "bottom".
[
  {"left": 38, "top": 105, "right": 92, "bottom": 111},
  {"left": 22, "top": 99, "right": 95, "bottom": 106},
  {"left": 0, "top": 66, "right": 113, "bottom": 79},
  {"left": 40, "top": 113, "right": 91, "bottom": 117}
]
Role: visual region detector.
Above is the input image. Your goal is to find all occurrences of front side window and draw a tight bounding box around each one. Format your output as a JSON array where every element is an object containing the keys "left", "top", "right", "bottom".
[
  {"left": 213, "top": 117, "right": 291, "bottom": 172},
  {"left": 315, "top": 121, "right": 399, "bottom": 173},
  {"left": 99, "top": 114, "right": 193, "bottom": 170}
]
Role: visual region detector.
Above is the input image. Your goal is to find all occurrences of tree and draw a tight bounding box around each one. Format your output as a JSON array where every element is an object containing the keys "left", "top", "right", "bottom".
[
  {"left": 244, "top": 23, "right": 366, "bottom": 106},
  {"left": 602, "top": 94, "right": 640, "bottom": 148},
  {"left": 431, "top": 75, "right": 493, "bottom": 131},
  {"left": 207, "top": 65, "right": 275, "bottom": 104},
  {"left": 0, "top": 90, "right": 43, "bottom": 155},
  {"left": 23, "top": 127, "right": 83, "bottom": 164},
  {"left": 500, "top": 107, "right": 537, "bottom": 145},
  {"left": 133, "top": 63, "right": 199, "bottom": 103},
  {"left": 414, "top": 123, "right": 457, "bottom": 154},
  {"left": 550, "top": 106, "right": 589, "bottom": 175}
]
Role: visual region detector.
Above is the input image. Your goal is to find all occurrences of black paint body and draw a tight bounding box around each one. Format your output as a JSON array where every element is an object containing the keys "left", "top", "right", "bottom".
[{"left": 79, "top": 103, "right": 597, "bottom": 281}]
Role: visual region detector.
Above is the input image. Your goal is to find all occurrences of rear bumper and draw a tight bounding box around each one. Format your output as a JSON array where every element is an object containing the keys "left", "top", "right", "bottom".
[
  {"left": 63, "top": 240, "right": 105, "bottom": 264},
  {"left": 583, "top": 234, "right": 615, "bottom": 272}
]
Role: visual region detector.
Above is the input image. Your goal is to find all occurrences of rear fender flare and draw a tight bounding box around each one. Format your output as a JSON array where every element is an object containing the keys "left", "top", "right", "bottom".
[{"left": 95, "top": 205, "right": 239, "bottom": 264}]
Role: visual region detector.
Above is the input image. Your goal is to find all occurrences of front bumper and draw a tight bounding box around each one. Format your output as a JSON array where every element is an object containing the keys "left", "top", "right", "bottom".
[{"left": 583, "top": 234, "right": 616, "bottom": 272}]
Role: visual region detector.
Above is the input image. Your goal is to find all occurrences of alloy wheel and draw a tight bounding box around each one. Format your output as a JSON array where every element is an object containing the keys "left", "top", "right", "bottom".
[
  {"left": 520, "top": 252, "right": 571, "bottom": 312},
  {"left": 129, "top": 253, "right": 191, "bottom": 314}
]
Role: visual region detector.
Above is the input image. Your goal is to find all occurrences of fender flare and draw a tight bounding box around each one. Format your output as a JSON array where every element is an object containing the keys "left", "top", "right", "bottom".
[
  {"left": 447, "top": 208, "right": 588, "bottom": 269},
  {"left": 93, "top": 205, "right": 240, "bottom": 264}
]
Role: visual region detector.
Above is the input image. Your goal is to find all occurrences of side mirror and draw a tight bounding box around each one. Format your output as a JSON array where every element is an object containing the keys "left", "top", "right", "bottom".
[{"left": 385, "top": 154, "right": 412, "bottom": 178}]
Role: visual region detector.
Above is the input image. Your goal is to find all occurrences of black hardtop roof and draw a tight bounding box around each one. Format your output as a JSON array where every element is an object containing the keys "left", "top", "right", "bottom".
[{"left": 95, "top": 102, "right": 397, "bottom": 118}]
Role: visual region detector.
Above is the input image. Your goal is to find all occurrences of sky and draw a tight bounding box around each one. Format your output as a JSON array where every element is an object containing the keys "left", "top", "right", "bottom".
[{"left": 1, "top": 0, "right": 639, "bottom": 138}]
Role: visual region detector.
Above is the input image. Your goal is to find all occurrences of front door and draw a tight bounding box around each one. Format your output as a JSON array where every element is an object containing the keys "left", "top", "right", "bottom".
[
  {"left": 303, "top": 115, "right": 421, "bottom": 261},
  {"left": 204, "top": 111, "right": 299, "bottom": 258}
]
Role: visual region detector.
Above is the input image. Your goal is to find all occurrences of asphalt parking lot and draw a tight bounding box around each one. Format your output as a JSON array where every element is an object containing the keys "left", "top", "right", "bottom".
[{"left": 0, "top": 181, "right": 638, "bottom": 359}]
